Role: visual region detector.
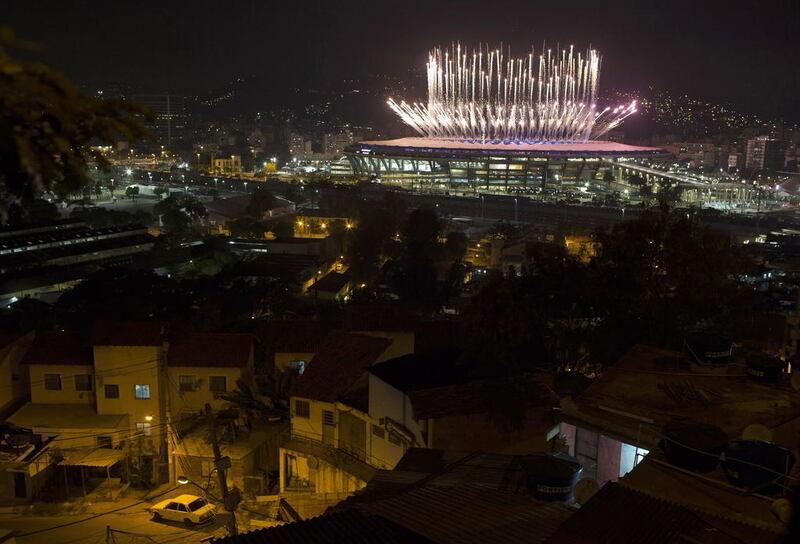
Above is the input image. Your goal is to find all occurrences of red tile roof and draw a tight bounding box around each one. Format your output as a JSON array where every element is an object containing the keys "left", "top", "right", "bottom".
[
  {"left": 293, "top": 333, "right": 391, "bottom": 403},
  {"left": 167, "top": 333, "right": 253, "bottom": 368},
  {"left": 259, "top": 319, "right": 335, "bottom": 355},
  {"left": 23, "top": 330, "right": 91, "bottom": 366},
  {"left": 91, "top": 320, "right": 163, "bottom": 346},
  {"left": 547, "top": 482, "right": 782, "bottom": 544}
]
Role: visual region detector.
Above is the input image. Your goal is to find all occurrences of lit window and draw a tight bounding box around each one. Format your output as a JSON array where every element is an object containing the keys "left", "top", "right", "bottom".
[
  {"left": 44, "top": 374, "right": 61, "bottom": 391},
  {"left": 134, "top": 384, "right": 151, "bottom": 399},
  {"left": 75, "top": 374, "right": 93, "bottom": 392},
  {"left": 209, "top": 376, "right": 227, "bottom": 393},
  {"left": 288, "top": 360, "right": 306, "bottom": 375},
  {"left": 104, "top": 384, "right": 120, "bottom": 399},
  {"left": 136, "top": 422, "right": 152, "bottom": 436},
  {"left": 179, "top": 375, "right": 196, "bottom": 392},
  {"left": 294, "top": 400, "right": 310, "bottom": 418}
]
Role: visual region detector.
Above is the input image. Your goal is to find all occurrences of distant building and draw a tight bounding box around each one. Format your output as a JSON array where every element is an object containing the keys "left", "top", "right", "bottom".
[
  {"left": 746, "top": 136, "right": 784, "bottom": 173},
  {"left": 132, "top": 94, "right": 186, "bottom": 149},
  {"left": 322, "top": 130, "right": 357, "bottom": 157},
  {"left": 289, "top": 132, "right": 313, "bottom": 160},
  {"left": 212, "top": 154, "right": 242, "bottom": 175}
]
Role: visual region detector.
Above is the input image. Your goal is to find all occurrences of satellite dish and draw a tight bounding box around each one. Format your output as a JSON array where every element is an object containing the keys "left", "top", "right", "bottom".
[
  {"left": 742, "top": 424, "right": 772, "bottom": 443},
  {"left": 791, "top": 372, "right": 800, "bottom": 393},
  {"left": 573, "top": 477, "right": 599, "bottom": 505}
]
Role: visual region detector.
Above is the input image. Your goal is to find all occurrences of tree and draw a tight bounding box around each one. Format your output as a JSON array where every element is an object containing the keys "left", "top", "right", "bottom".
[
  {"left": 246, "top": 188, "right": 277, "bottom": 219},
  {"left": 269, "top": 218, "right": 294, "bottom": 239},
  {"left": 228, "top": 217, "right": 269, "bottom": 239},
  {"left": 5, "top": 198, "right": 58, "bottom": 224},
  {"left": 0, "top": 29, "right": 147, "bottom": 210},
  {"left": 153, "top": 186, "right": 167, "bottom": 200},
  {"left": 125, "top": 186, "right": 139, "bottom": 200},
  {"left": 444, "top": 231, "right": 468, "bottom": 262}
]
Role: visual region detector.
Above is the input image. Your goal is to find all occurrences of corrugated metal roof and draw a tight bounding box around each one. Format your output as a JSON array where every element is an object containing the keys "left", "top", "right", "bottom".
[
  {"left": 59, "top": 448, "right": 125, "bottom": 468},
  {"left": 211, "top": 509, "right": 432, "bottom": 544},
  {"left": 349, "top": 483, "right": 572, "bottom": 544},
  {"left": 547, "top": 482, "right": 783, "bottom": 544}
]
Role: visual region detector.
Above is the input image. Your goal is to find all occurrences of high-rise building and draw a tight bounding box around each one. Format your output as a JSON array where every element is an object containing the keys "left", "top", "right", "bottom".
[
  {"left": 289, "top": 132, "right": 313, "bottom": 160},
  {"left": 132, "top": 94, "right": 187, "bottom": 149},
  {"left": 745, "top": 136, "right": 784, "bottom": 173},
  {"left": 322, "top": 130, "right": 356, "bottom": 157}
]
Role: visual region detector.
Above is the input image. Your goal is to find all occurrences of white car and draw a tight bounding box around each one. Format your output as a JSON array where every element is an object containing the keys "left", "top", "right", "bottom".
[{"left": 149, "top": 494, "right": 216, "bottom": 527}]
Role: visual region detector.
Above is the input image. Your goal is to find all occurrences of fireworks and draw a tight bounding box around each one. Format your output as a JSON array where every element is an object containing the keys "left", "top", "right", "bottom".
[{"left": 388, "top": 44, "right": 637, "bottom": 144}]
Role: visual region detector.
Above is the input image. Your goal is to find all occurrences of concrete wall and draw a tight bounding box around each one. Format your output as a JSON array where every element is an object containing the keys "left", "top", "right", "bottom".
[
  {"left": 367, "top": 374, "right": 425, "bottom": 446},
  {"left": 279, "top": 446, "right": 366, "bottom": 495},
  {"left": 29, "top": 364, "right": 95, "bottom": 405},
  {"left": 93, "top": 345, "right": 164, "bottom": 447},
  {"left": 167, "top": 364, "right": 250, "bottom": 417}
]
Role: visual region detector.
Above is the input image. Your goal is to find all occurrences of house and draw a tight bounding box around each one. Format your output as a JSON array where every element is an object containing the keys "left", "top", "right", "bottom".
[
  {"left": 4, "top": 322, "right": 267, "bottom": 500},
  {"left": 260, "top": 319, "right": 334, "bottom": 376},
  {"left": 0, "top": 332, "right": 34, "bottom": 419},
  {"left": 281, "top": 333, "right": 401, "bottom": 496},
  {"left": 308, "top": 271, "right": 352, "bottom": 301},
  {"left": 558, "top": 344, "right": 800, "bottom": 487},
  {"left": 215, "top": 448, "right": 575, "bottom": 544},
  {"left": 166, "top": 332, "right": 254, "bottom": 418}
]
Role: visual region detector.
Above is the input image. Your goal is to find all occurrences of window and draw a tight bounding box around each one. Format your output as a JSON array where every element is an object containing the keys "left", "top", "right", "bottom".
[
  {"left": 288, "top": 360, "right": 306, "bottom": 375},
  {"left": 388, "top": 432, "right": 402, "bottom": 446},
  {"left": 322, "top": 410, "right": 335, "bottom": 426},
  {"left": 188, "top": 498, "right": 208, "bottom": 511},
  {"left": 97, "top": 435, "right": 113, "bottom": 448},
  {"left": 294, "top": 399, "right": 310, "bottom": 418},
  {"left": 75, "top": 374, "right": 93, "bottom": 392},
  {"left": 179, "top": 375, "right": 196, "bottom": 392},
  {"left": 136, "top": 422, "right": 152, "bottom": 436},
  {"left": 44, "top": 374, "right": 61, "bottom": 391},
  {"left": 371, "top": 424, "right": 385, "bottom": 439},
  {"left": 134, "top": 384, "right": 151, "bottom": 400},
  {"left": 209, "top": 376, "right": 227, "bottom": 393},
  {"left": 104, "top": 384, "right": 120, "bottom": 399}
]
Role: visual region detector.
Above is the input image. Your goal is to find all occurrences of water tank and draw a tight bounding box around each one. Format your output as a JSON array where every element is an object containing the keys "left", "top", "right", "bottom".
[
  {"left": 722, "top": 440, "right": 796, "bottom": 494},
  {"left": 684, "top": 332, "right": 732, "bottom": 366},
  {"left": 523, "top": 453, "right": 583, "bottom": 502},
  {"left": 660, "top": 419, "right": 728, "bottom": 472}
]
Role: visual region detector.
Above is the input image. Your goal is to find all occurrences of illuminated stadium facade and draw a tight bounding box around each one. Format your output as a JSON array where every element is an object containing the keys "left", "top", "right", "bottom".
[{"left": 345, "top": 44, "right": 667, "bottom": 189}]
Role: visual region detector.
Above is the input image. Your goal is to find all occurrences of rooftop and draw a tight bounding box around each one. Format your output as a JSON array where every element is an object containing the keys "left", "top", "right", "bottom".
[
  {"left": 258, "top": 319, "right": 335, "bottom": 356},
  {"left": 312, "top": 271, "right": 352, "bottom": 294},
  {"left": 293, "top": 333, "right": 391, "bottom": 403},
  {"left": 560, "top": 344, "right": 800, "bottom": 450},
  {"left": 91, "top": 320, "right": 163, "bottom": 347},
  {"left": 211, "top": 509, "right": 432, "bottom": 544},
  {"left": 547, "top": 481, "right": 781, "bottom": 544},
  {"left": 408, "top": 375, "right": 558, "bottom": 420},
  {"left": 23, "top": 330, "right": 91, "bottom": 366},
  {"left": 167, "top": 332, "right": 253, "bottom": 368},
  {"left": 8, "top": 403, "right": 128, "bottom": 431}
]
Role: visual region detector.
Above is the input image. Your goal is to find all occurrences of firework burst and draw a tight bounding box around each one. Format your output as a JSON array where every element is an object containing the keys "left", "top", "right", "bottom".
[{"left": 388, "top": 43, "right": 637, "bottom": 143}]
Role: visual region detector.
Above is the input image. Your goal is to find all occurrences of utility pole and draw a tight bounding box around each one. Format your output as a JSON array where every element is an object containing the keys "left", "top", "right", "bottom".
[{"left": 205, "top": 403, "right": 239, "bottom": 536}]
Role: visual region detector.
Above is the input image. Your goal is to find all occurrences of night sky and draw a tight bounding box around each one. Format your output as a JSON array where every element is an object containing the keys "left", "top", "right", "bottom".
[{"left": 4, "top": 0, "right": 800, "bottom": 120}]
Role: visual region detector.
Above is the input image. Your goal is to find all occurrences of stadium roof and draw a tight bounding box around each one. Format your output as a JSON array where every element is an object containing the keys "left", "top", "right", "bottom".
[{"left": 353, "top": 137, "right": 664, "bottom": 156}]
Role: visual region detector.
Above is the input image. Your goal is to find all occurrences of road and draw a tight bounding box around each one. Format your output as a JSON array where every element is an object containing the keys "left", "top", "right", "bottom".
[{"left": 0, "top": 505, "right": 226, "bottom": 543}]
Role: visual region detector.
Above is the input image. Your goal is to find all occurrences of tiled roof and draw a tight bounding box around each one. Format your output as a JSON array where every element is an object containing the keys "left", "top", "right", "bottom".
[
  {"left": 259, "top": 319, "right": 335, "bottom": 356},
  {"left": 22, "top": 330, "right": 91, "bottom": 366},
  {"left": 293, "top": 333, "right": 391, "bottom": 403},
  {"left": 547, "top": 482, "right": 782, "bottom": 544},
  {"left": 167, "top": 333, "right": 253, "bottom": 368},
  {"left": 367, "top": 351, "right": 467, "bottom": 393},
  {"left": 408, "top": 375, "right": 558, "bottom": 419},
  {"left": 211, "top": 509, "right": 432, "bottom": 544},
  {"left": 90, "top": 320, "right": 163, "bottom": 346}
]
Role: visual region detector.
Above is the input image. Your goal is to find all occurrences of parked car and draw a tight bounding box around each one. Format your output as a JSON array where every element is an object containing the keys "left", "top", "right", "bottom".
[{"left": 149, "top": 494, "right": 216, "bottom": 527}]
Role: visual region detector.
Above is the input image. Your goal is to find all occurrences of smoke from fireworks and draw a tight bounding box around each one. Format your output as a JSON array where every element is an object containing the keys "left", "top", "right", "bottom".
[{"left": 388, "top": 44, "right": 637, "bottom": 143}]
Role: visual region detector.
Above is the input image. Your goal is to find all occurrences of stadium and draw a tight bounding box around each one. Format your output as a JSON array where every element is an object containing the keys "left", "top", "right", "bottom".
[{"left": 346, "top": 44, "right": 667, "bottom": 190}]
